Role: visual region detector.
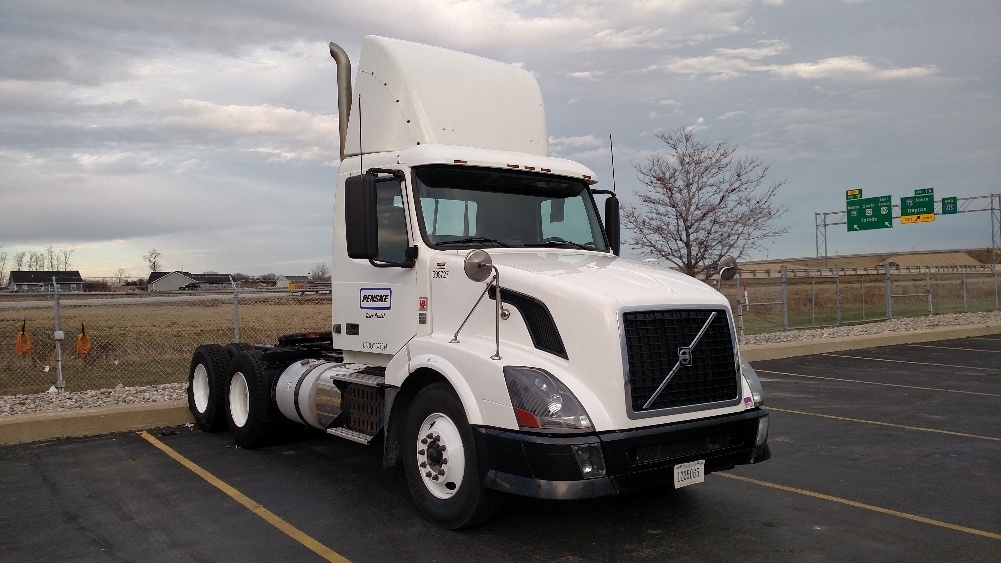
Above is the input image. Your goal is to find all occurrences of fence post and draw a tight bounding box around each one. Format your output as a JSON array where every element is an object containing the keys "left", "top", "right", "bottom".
[
  {"left": 962, "top": 268, "right": 968, "bottom": 312},
  {"left": 926, "top": 269, "right": 933, "bottom": 316},
  {"left": 781, "top": 265, "right": 789, "bottom": 331},
  {"left": 835, "top": 268, "right": 842, "bottom": 326},
  {"left": 230, "top": 276, "right": 241, "bottom": 343},
  {"left": 885, "top": 266, "right": 892, "bottom": 320},
  {"left": 811, "top": 275, "right": 816, "bottom": 327},
  {"left": 735, "top": 271, "right": 744, "bottom": 338},
  {"left": 53, "top": 277, "right": 65, "bottom": 392}
]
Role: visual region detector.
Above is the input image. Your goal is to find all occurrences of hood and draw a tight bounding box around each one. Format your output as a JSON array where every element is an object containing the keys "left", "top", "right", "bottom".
[{"left": 487, "top": 250, "right": 730, "bottom": 309}]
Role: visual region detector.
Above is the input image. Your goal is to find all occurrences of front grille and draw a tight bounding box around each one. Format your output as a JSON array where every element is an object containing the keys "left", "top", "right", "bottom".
[{"left": 623, "top": 309, "right": 738, "bottom": 413}]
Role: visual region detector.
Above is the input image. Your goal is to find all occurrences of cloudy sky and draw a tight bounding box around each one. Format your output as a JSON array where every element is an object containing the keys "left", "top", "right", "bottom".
[{"left": 1, "top": 1, "right": 998, "bottom": 278}]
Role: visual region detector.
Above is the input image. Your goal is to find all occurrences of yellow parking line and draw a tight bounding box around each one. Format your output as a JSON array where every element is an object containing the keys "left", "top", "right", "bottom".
[
  {"left": 717, "top": 473, "right": 1001, "bottom": 541},
  {"left": 821, "top": 353, "right": 1001, "bottom": 373},
  {"left": 757, "top": 369, "right": 1001, "bottom": 397},
  {"left": 906, "top": 344, "right": 1000, "bottom": 353},
  {"left": 139, "top": 432, "right": 349, "bottom": 563},
  {"left": 767, "top": 408, "right": 1001, "bottom": 442}
]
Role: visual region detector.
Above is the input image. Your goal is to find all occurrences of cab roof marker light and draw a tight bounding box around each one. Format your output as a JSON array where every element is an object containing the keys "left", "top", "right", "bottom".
[
  {"left": 541, "top": 168, "right": 551, "bottom": 173},
  {"left": 507, "top": 164, "right": 520, "bottom": 168},
  {"left": 525, "top": 166, "right": 536, "bottom": 171},
  {"left": 453, "top": 159, "right": 467, "bottom": 164},
  {"left": 583, "top": 174, "right": 592, "bottom": 180}
]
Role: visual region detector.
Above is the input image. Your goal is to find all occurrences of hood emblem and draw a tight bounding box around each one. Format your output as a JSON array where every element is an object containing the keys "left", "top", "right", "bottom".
[
  {"left": 642, "top": 312, "right": 717, "bottom": 409},
  {"left": 678, "top": 347, "right": 692, "bottom": 366}
]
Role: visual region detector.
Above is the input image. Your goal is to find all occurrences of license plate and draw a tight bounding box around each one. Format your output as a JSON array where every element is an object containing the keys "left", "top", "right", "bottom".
[{"left": 673, "top": 460, "right": 705, "bottom": 488}]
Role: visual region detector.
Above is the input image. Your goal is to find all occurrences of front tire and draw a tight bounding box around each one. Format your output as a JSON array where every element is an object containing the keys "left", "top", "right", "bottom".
[
  {"left": 403, "top": 383, "right": 501, "bottom": 529},
  {"left": 226, "top": 352, "right": 277, "bottom": 448},
  {"left": 187, "top": 344, "right": 229, "bottom": 432}
]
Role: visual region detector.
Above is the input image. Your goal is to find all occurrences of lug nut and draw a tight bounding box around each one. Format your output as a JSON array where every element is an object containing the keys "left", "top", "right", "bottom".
[
  {"left": 421, "top": 438, "right": 428, "bottom": 444},
  {"left": 432, "top": 475, "right": 439, "bottom": 481},
  {"left": 437, "top": 469, "right": 445, "bottom": 476},
  {"left": 441, "top": 458, "right": 447, "bottom": 464},
  {"left": 425, "top": 471, "right": 432, "bottom": 478},
  {"left": 420, "top": 461, "right": 427, "bottom": 468},
  {"left": 418, "top": 449, "right": 425, "bottom": 455}
]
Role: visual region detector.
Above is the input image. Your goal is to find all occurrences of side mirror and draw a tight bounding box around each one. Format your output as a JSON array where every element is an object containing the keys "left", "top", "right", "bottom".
[
  {"left": 604, "top": 196, "right": 620, "bottom": 256},
  {"left": 463, "top": 249, "right": 493, "bottom": 282},
  {"left": 344, "top": 174, "right": 378, "bottom": 260},
  {"left": 719, "top": 256, "right": 738, "bottom": 281}
]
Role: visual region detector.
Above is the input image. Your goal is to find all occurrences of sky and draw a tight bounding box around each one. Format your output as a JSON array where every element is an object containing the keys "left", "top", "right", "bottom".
[{"left": 1, "top": 0, "right": 998, "bottom": 278}]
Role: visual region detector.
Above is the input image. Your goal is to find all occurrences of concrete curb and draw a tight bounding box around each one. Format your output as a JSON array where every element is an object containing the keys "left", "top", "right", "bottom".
[
  {"left": 1, "top": 323, "right": 998, "bottom": 446},
  {"left": 0, "top": 401, "right": 192, "bottom": 446},
  {"left": 741, "top": 322, "right": 1001, "bottom": 361}
]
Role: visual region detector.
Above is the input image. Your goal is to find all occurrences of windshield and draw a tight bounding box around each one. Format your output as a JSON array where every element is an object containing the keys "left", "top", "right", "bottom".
[{"left": 413, "top": 165, "right": 607, "bottom": 252}]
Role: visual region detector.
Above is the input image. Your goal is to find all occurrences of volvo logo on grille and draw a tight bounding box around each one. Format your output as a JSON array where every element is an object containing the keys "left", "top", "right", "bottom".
[{"left": 678, "top": 347, "right": 692, "bottom": 366}]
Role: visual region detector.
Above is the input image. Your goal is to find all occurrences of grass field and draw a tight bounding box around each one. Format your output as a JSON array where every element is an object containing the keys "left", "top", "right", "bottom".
[{"left": 1, "top": 295, "right": 331, "bottom": 395}]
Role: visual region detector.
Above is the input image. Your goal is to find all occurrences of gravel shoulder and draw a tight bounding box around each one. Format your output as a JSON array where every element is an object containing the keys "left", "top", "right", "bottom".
[{"left": 2, "top": 311, "right": 998, "bottom": 417}]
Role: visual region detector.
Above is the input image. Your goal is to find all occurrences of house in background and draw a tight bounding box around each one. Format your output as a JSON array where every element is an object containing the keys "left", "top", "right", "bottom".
[
  {"left": 7, "top": 271, "right": 84, "bottom": 293},
  {"left": 276, "top": 275, "right": 309, "bottom": 290},
  {"left": 147, "top": 271, "right": 235, "bottom": 291}
]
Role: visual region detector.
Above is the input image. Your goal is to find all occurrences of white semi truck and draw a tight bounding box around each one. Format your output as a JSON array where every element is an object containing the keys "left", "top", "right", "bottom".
[{"left": 186, "top": 36, "right": 770, "bottom": 529}]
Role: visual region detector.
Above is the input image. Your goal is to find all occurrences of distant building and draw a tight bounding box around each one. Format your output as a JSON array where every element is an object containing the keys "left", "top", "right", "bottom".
[
  {"left": 147, "top": 271, "right": 234, "bottom": 291},
  {"left": 276, "top": 275, "right": 310, "bottom": 290},
  {"left": 7, "top": 271, "right": 84, "bottom": 293}
]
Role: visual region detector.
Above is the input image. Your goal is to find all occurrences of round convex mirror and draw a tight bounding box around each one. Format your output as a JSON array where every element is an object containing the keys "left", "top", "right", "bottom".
[{"left": 463, "top": 250, "right": 493, "bottom": 282}]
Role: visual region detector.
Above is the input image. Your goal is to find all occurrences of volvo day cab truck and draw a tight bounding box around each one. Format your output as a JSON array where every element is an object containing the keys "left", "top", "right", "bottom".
[{"left": 186, "top": 36, "right": 770, "bottom": 529}]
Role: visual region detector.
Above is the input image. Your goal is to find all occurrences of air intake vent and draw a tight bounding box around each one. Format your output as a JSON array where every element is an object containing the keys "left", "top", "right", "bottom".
[
  {"left": 489, "top": 286, "right": 567, "bottom": 359},
  {"left": 623, "top": 309, "right": 738, "bottom": 413}
]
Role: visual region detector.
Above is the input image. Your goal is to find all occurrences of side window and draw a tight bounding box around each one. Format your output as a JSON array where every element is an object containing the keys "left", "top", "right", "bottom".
[
  {"left": 541, "top": 198, "right": 595, "bottom": 244},
  {"left": 376, "top": 179, "right": 409, "bottom": 263}
]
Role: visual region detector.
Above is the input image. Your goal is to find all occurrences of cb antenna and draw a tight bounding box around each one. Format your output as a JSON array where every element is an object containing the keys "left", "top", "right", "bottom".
[{"left": 609, "top": 134, "right": 617, "bottom": 194}]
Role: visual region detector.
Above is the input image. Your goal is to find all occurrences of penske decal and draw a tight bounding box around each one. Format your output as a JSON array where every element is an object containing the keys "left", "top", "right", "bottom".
[{"left": 359, "top": 288, "right": 392, "bottom": 310}]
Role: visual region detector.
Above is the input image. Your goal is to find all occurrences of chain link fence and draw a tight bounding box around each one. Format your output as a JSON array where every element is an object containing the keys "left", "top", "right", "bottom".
[
  {"left": 724, "top": 265, "right": 999, "bottom": 336},
  {"left": 2, "top": 265, "right": 999, "bottom": 396},
  {"left": 1, "top": 289, "right": 331, "bottom": 396}
]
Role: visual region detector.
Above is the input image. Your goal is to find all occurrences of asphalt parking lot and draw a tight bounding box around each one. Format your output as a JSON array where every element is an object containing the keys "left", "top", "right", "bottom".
[{"left": 2, "top": 336, "right": 998, "bottom": 562}]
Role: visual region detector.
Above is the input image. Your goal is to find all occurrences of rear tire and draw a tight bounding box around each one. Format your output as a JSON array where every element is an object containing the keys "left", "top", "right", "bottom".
[
  {"left": 403, "top": 382, "right": 501, "bottom": 529},
  {"left": 187, "top": 344, "right": 229, "bottom": 432},
  {"left": 226, "top": 352, "right": 277, "bottom": 448}
]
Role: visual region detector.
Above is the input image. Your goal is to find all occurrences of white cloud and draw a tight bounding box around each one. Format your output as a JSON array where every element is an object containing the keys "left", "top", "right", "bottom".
[{"left": 567, "top": 70, "right": 605, "bottom": 81}]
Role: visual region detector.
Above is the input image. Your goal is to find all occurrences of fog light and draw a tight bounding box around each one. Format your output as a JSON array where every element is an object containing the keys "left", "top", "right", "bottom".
[
  {"left": 755, "top": 416, "right": 769, "bottom": 446},
  {"left": 571, "top": 443, "right": 606, "bottom": 479}
]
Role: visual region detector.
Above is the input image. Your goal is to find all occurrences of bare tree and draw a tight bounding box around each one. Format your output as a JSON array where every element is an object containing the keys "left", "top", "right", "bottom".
[
  {"left": 59, "top": 248, "right": 74, "bottom": 271},
  {"left": 13, "top": 251, "right": 26, "bottom": 271},
  {"left": 0, "top": 250, "right": 8, "bottom": 285},
  {"left": 624, "top": 127, "right": 788, "bottom": 279},
  {"left": 310, "top": 262, "right": 331, "bottom": 281},
  {"left": 29, "top": 251, "right": 46, "bottom": 271},
  {"left": 142, "top": 248, "right": 163, "bottom": 272},
  {"left": 46, "top": 245, "right": 56, "bottom": 270},
  {"left": 114, "top": 267, "right": 130, "bottom": 286}
]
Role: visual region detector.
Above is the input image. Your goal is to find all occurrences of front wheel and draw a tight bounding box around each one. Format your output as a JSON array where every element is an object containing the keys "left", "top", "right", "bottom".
[{"left": 403, "top": 383, "right": 501, "bottom": 529}]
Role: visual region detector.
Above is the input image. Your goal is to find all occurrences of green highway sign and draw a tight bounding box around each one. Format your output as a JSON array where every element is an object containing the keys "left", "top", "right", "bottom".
[
  {"left": 847, "top": 195, "right": 893, "bottom": 231},
  {"left": 901, "top": 189, "right": 935, "bottom": 224},
  {"left": 942, "top": 196, "right": 958, "bottom": 215}
]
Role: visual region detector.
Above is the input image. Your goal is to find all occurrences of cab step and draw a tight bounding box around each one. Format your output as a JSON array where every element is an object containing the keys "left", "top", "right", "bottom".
[{"left": 326, "top": 427, "right": 377, "bottom": 445}]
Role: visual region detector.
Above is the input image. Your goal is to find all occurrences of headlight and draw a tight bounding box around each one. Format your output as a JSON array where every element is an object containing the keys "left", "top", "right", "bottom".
[
  {"left": 504, "top": 366, "right": 593, "bottom": 431},
  {"left": 739, "top": 356, "right": 764, "bottom": 406}
]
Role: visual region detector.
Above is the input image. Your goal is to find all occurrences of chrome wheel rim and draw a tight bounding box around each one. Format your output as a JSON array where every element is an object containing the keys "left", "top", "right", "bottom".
[
  {"left": 416, "top": 412, "right": 465, "bottom": 499},
  {"left": 229, "top": 372, "right": 250, "bottom": 427}
]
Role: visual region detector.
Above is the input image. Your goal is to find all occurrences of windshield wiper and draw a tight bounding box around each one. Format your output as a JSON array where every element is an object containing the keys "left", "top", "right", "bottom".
[
  {"left": 436, "top": 237, "right": 511, "bottom": 248},
  {"left": 529, "top": 238, "right": 594, "bottom": 251}
]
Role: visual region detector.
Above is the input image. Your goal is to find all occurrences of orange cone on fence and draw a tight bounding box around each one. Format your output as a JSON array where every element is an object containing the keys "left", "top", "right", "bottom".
[
  {"left": 16, "top": 320, "right": 32, "bottom": 356},
  {"left": 76, "top": 322, "right": 92, "bottom": 356}
]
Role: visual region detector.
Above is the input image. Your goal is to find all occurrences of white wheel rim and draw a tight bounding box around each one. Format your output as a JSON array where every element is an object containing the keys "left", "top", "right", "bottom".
[
  {"left": 229, "top": 372, "right": 250, "bottom": 428},
  {"left": 416, "top": 412, "right": 466, "bottom": 499},
  {"left": 192, "top": 364, "right": 210, "bottom": 413}
]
